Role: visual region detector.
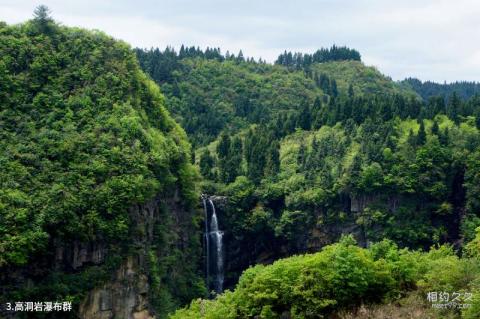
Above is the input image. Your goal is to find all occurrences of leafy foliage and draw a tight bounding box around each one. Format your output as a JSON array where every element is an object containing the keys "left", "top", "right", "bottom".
[
  {"left": 0, "top": 16, "right": 202, "bottom": 315},
  {"left": 171, "top": 237, "right": 480, "bottom": 318}
]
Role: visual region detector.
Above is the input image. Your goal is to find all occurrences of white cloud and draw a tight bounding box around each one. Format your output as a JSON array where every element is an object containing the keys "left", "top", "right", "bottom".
[{"left": 0, "top": 0, "right": 479, "bottom": 82}]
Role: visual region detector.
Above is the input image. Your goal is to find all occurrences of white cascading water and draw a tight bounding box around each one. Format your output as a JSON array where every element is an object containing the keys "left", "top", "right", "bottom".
[{"left": 203, "top": 197, "right": 224, "bottom": 294}]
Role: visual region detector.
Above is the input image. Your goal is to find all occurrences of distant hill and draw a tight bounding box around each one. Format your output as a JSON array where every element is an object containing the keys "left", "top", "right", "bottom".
[
  {"left": 401, "top": 77, "right": 480, "bottom": 100},
  {"left": 275, "top": 45, "right": 361, "bottom": 68},
  {"left": 313, "top": 61, "right": 419, "bottom": 98},
  {"left": 136, "top": 46, "right": 417, "bottom": 146}
]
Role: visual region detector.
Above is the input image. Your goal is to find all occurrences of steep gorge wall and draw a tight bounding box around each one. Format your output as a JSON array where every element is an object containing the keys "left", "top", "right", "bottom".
[
  {"left": 1, "top": 192, "right": 202, "bottom": 319},
  {"left": 77, "top": 192, "right": 201, "bottom": 319},
  {"left": 215, "top": 189, "right": 465, "bottom": 291},
  {"left": 79, "top": 256, "right": 152, "bottom": 319},
  {"left": 77, "top": 195, "right": 160, "bottom": 319}
]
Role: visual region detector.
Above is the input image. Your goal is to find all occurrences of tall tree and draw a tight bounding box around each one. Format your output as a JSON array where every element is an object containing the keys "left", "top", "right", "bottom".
[
  {"left": 447, "top": 91, "right": 461, "bottom": 123},
  {"left": 227, "top": 137, "right": 244, "bottom": 182},
  {"left": 199, "top": 150, "right": 215, "bottom": 179},
  {"left": 348, "top": 84, "right": 354, "bottom": 99},
  {"left": 217, "top": 133, "right": 232, "bottom": 182},
  {"left": 431, "top": 120, "right": 439, "bottom": 136},
  {"left": 417, "top": 121, "right": 427, "bottom": 145},
  {"left": 32, "top": 5, "right": 54, "bottom": 34},
  {"left": 264, "top": 141, "right": 280, "bottom": 177},
  {"left": 331, "top": 79, "right": 338, "bottom": 98}
]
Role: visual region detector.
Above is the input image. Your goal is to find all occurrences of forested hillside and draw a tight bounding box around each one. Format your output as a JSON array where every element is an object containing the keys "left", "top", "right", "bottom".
[
  {"left": 137, "top": 46, "right": 480, "bottom": 318},
  {"left": 1, "top": 7, "right": 480, "bottom": 319},
  {"left": 402, "top": 77, "right": 480, "bottom": 101},
  {"left": 0, "top": 11, "right": 203, "bottom": 318},
  {"left": 135, "top": 46, "right": 417, "bottom": 146}
]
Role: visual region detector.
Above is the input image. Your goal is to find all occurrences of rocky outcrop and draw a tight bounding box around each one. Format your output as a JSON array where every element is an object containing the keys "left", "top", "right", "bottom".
[
  {"left": 77, "top": 194, "right": 177, "bottom": 319},
  {"left": 0, "top": 190, "right": 194, "bottom": 319},
  {"left": 0, "top": 188, "right": 199, "bottom": 319},
  {"left": 208, "top": 195, "right": 228, "bottom": 210},
  {"left": 79, "top": 256, "right": 154, "bottom": 319},
  {"left": 54, "top": 240, "right": 107, "bottom": 270}
]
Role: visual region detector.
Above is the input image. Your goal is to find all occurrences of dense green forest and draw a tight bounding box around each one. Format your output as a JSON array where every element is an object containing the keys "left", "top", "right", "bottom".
[
  {"left": 135, "top": 46, "right": 417, "bottom": 146},
  {"left": 136, "top": 45, "right": 480, "bottom": 318},
  {"left": 0, "top": 10, "right": 203, "bottom": 318},
  {"left": 402, "top": 78, "right": 480, "bottom": 101},
  {"left": 1, "top": 7, "right": 480, "bottom": 319}
]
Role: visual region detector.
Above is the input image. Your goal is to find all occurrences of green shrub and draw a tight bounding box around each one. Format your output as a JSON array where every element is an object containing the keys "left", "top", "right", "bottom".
[
  {"left": 172, "top": 238, "right": 480, "bottom": 319},
  {"left": 172, "top": 236, "right": 400, "bottom": 318}
]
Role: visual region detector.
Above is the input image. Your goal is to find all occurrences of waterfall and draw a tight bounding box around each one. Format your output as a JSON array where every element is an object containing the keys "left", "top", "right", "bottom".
[
  {"left": 202, "top": 195, "right": 224, "bottom": 295},
  {"left": 209, "top": 199, "right": 224, "bottom": 294}
]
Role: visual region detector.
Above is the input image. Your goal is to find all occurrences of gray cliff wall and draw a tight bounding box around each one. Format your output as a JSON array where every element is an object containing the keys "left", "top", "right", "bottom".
[
  {"left": 77, "top": 196, "right": 163, "bottom": 319},
  {"left": 75, "top": 191, "right": 198, "bottom": 319}
]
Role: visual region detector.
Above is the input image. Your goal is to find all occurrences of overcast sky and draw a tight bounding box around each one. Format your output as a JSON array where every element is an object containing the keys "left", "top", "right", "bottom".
[{"left": 1, "top": 0, "right": 479, "bottom": 82}]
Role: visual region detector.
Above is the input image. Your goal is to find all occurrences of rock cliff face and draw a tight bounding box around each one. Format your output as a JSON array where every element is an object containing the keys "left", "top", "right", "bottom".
[
  {"left": 215, "top": 195, "right": 365, "bottom": 291},
  {"left": 77, "top": 196, "right": 162, "bottom": 319},
  {"left": 78, "top": 192, "right": 197, "bottom": 319},
  {"left": 79, "top": 256, "right": 153, "bottom": 319},
  {"left": 53, "top": 240, "right": 107, "bottom": 271},
  {"left": 0, "top": 192, "right": 200, "bottom": 319}
]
